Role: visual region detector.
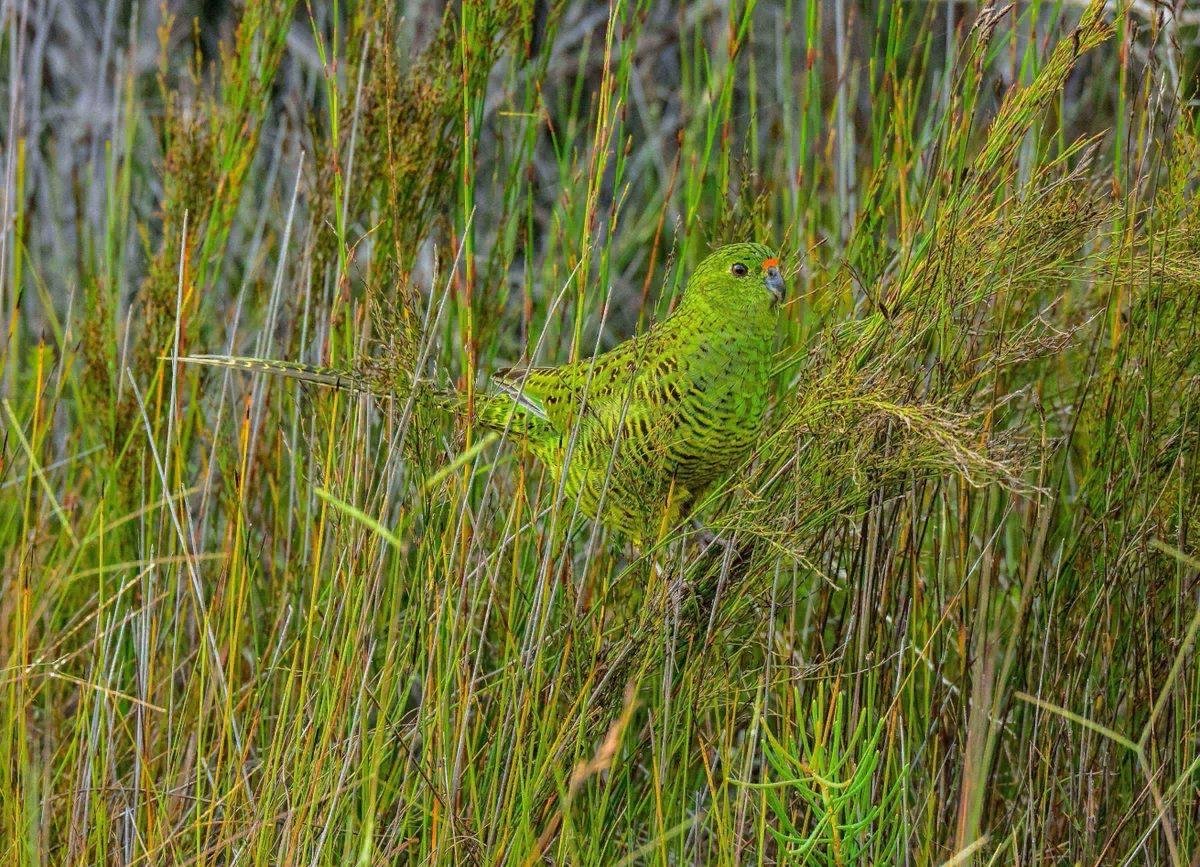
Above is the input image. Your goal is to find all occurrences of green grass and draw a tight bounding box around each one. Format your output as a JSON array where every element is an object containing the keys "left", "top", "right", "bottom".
[{"left": 2, "top": 0, "right": 1200, "bottom": 862}]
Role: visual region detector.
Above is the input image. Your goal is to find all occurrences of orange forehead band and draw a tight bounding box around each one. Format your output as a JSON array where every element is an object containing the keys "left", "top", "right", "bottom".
[{"left": 762, "top": 258, "right": 780, "bottom": 269}]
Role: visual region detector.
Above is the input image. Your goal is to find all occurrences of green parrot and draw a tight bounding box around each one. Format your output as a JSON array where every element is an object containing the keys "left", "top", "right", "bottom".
[{"left": 180, "top": 243, "right": 786, "bottom": 544}]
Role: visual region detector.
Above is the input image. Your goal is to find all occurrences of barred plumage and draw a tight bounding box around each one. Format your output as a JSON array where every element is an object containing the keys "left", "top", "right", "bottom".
[{"left": 179, "top": 243, "right": 785, "bottom": 544}]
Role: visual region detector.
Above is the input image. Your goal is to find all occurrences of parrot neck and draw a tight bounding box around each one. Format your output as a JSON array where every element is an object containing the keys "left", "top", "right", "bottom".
[{"left": 672, "top": 292, "right": 777, "bottom": 342}]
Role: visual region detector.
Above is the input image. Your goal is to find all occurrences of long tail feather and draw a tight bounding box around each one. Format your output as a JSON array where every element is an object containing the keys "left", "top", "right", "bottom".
[
  {"left": 172, "top": 355, "right": 377, "bottom": 393},
  {"left": 175, "top": 354, "right": 553, "bottom": 446}
]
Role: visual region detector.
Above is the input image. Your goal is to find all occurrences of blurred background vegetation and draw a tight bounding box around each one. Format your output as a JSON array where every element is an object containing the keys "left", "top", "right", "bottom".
[{"left": 2, "top": 0, "right": 1199, "bottom": 862}]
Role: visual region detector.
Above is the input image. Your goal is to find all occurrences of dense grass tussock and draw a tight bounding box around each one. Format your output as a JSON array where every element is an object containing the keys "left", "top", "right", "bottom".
[{"left": 3, "top": 0, "right": 1200, "bottom": 862}]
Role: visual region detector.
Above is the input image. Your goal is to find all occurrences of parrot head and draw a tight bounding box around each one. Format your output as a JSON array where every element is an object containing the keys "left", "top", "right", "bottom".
[{"left": 683, "top": 243, "right": 786, "bottom": 317}]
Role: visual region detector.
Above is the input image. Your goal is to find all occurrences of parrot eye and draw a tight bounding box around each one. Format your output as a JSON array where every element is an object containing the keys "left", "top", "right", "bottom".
[{"left": 730, "top": 262, "right": 749, "bottom": 277}]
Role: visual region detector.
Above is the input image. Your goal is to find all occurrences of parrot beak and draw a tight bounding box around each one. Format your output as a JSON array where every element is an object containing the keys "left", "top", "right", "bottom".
[{"left": 764, "top": 264, "right": 786, "bottom": 304}]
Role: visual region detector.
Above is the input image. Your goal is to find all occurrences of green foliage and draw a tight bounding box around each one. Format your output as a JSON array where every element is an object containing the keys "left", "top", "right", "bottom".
[
  {"left": 746, "top": 685, "right": 906, "bottom": 864},
  {"left": 2, "top": 0, "right": 1199, "bottom": 863}
]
